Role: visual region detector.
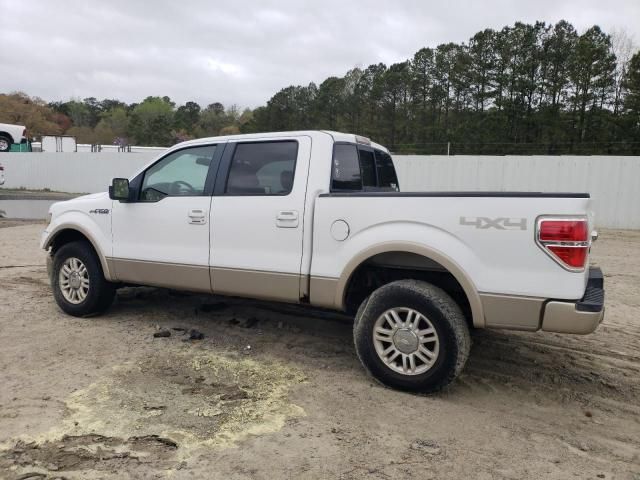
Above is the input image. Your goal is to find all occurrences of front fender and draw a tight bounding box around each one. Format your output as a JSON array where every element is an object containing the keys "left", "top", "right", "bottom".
[{"left": 42, "top": 208, "right": 114, "bottom": 281}]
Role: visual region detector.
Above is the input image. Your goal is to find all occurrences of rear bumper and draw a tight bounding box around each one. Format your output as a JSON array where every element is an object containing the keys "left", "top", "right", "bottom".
[{"left": 541, "top": 267, "right": 605, "bottom": 334}]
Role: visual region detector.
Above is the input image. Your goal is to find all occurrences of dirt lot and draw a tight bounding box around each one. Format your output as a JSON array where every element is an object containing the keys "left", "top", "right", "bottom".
[{"left": 0, "top": 222, "right": 638, "bottom": 480}]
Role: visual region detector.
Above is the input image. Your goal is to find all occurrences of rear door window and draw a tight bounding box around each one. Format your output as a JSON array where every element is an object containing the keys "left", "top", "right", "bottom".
[{"left": 225, "top": 141, "right": 298, "bottom": 195}]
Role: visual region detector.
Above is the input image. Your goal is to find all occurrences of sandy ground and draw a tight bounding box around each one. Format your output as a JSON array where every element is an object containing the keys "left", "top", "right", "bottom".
[{"left": 0, "top": 222, "right": 638, "bottom": 480}]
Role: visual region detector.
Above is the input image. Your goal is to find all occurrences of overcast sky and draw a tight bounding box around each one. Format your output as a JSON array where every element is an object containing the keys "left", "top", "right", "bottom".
[{"left": 1, "top": 0, "right": 639, "bottom": 108}]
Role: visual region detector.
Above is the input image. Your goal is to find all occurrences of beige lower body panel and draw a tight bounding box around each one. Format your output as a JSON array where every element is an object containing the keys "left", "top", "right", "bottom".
[
  {"left": 211, "top": 267, "right": 301, "bottom": 303},
  {"left": 104, "top": 259, "right": 604, "bottom": 335},
  {"left": 109, "top": 258, "right": 212, "bottom": 293},
  {"left": 309, "top": 276, "right": 341, "bottom": 309},
  {"left": 109, "top": 259, "right": 304, "bottom": 302},
  {"left": 480, "top": 292, "right": 604, "bottom": 334},
  {"left": 480, "top": 293, "right": 545, "bottom": 331}
]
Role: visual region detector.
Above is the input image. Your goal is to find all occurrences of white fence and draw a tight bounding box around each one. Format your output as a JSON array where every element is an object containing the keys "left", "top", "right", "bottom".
[
  {"left": 394, "top": 156, "right": 640, "bottom": 229},
  {"left": 1, "top": 152, "right": 157, "bottom": 193},
  {"left": 1, "top": 152, "right": 639, "bottom": 229}
]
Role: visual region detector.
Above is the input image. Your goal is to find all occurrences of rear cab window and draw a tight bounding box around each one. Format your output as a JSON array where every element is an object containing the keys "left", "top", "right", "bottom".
[
  {"left": 331, "top": 142, "right": 399, "bottom": 192},
  {"left": 374, "top": 149, "right": 399, "bottom": 190},
  {"left": 358, "top": 148, "right": 377, "bottom": 189}
]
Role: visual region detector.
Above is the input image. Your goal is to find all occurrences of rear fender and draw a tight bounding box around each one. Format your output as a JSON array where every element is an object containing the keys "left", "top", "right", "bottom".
[{"left": 332, "top": 222, "right": 485, "bottom": 327}]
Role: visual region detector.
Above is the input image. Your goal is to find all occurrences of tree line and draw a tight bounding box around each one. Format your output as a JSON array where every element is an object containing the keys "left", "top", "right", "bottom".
[
  {"left": 1, "top": 20, "right": 639, "bottom": 154},
  {"left": 245, "top": 21, "right": 640, "bottom": 154},
  {"left": 0, "top": 93, "right": 250, "bottom": 147}
]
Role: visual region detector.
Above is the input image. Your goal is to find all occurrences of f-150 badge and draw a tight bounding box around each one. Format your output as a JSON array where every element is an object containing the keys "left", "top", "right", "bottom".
[
  {"left": 89, "top": 209, "right": 110, "bottom": 215},
  {"left": 460, "top": 217, "right": 527, "bottom": 230}
]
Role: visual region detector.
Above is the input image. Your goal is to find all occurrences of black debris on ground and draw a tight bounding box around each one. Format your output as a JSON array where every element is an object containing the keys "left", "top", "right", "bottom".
[
  {"left": 184, "top": 329, "right": 204, "bottom": 341},
  {"left": 153, "top": 330, "right": 171, "bottom": 338}
]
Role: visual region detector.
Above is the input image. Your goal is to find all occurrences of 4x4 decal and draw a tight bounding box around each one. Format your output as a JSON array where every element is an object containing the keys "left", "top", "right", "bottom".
[{"left": 460, "top": 217, "right": 527, "bottom": 230}]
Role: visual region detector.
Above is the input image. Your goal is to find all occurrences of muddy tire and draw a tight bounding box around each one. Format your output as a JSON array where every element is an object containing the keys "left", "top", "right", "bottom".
[
  {"left": 353, "top": 279, "right": 471, "bottom": 393},
  {"left": 51, "top": 241, "right": 115, "bottom": 317}
]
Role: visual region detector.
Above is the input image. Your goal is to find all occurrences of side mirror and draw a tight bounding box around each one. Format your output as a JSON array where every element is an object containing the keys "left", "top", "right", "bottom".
[{"left": 109, "top": 178, "right": 130, "bottom": 201}]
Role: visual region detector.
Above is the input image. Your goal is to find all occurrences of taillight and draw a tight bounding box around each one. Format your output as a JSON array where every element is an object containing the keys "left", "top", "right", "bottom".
[{"left": 536, "top": 217, "right": 589, "bottom": 271}]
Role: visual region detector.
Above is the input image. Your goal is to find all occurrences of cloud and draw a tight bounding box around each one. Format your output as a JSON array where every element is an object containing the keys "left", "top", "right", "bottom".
[{"left": 0, "top": 0, "right": 638, "bottom": 108}]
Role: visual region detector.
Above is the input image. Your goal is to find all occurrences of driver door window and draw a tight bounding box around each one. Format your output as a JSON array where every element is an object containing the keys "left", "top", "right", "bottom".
[{"left": 141, "top": 145, "right": 216, "bottom": 201}]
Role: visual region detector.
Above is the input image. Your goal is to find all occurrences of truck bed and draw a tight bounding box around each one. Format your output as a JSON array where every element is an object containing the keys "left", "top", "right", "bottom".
[{"left": 309, "top": 190, "right": 593, "bottom": 327}]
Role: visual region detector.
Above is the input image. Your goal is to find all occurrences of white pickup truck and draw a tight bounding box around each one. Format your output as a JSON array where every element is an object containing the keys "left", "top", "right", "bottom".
[
  {"left": 41, "top": 131, "right": 605, "bottom": 392},
  {"left": 0, "top": 123, "right": 27, "bottom": 152}
]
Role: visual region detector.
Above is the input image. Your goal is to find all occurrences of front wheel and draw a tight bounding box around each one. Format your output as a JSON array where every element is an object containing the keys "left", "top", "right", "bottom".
[
  {"left": 51, "top": 241, "right": 115, "bottom": 317},
  {"left": 353, "top": 279, "right": 471, "bottom": 393}
]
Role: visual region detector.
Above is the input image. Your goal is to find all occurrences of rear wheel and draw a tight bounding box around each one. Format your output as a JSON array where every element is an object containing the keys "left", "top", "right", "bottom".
[
  {"left": 353, "top": 279, "right": 471, "bottom": 393},
  {"left": 51, "top": 241, "right": 115, "bottom": 316},
  {"left": 0, "top": 135, "right": 11, "bottom": 152}
]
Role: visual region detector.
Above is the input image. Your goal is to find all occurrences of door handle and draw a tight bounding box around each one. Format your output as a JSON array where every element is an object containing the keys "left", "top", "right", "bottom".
[
  {"left": 276, "top": 210, "right": 299, "bottom": 228},
  {"left": 188, "top": 209, "right": 207, "bottom": 225}
]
